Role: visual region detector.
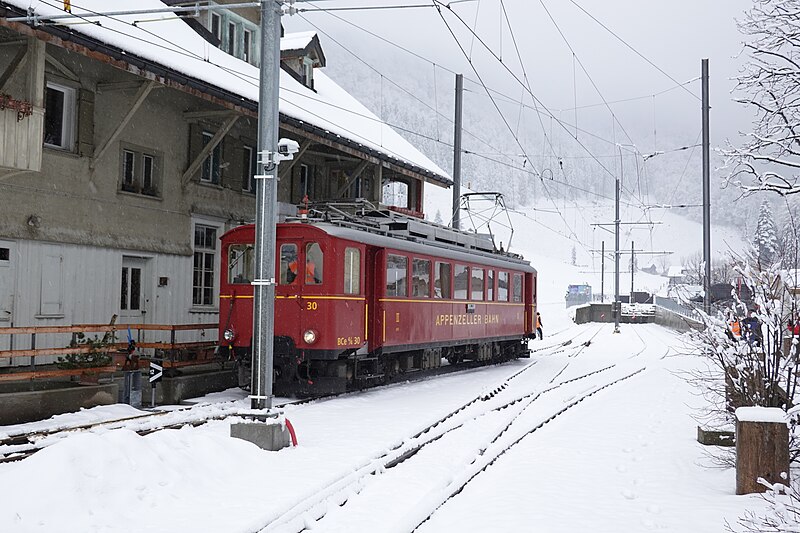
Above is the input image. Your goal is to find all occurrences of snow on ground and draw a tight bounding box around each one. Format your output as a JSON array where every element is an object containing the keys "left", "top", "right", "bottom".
[{"left": 0, "top": 192, "right": 761, "bottom": 531}]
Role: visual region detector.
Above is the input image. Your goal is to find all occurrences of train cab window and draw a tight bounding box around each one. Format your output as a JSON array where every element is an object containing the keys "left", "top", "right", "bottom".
[
  {"left": 471, "top": 268, "right": 484, "bottom": 301},
  {"left": 412, "top": 259, "right": 431, "bottom": 298},
  {"left": 228, "top": 244, "right": 254, "bottom": 284},
  {"left": 344, "top": 247, "right": 360, "bottom": 294},
  {"left": 434, "top": 262, "right": 452, "bottom": 299},
  {"left": 487, "top": 270, "right": 495, "bottom": 301},
  {"left": 498, "top": 272, "right": 509, "bottom": 301},
  {"left": 280, "top": 244, "right": 299, "bottom": 285},
  {"left": 386, "top": 254, "right": 408, "bottom": 296},
  {"left": 454, "top": 264, "right": 468, "bottom": 300},
  {"left": 512, "top": 273, "right": 523, "bottom": 303},
  {"left": 305, "top": 242, "right": 323, "bottom": 284}
]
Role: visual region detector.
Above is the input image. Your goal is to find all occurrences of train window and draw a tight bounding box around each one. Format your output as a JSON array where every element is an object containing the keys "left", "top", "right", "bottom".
[
  {"left": 487, "top": 270, "right": 495, "bottom": 301},
  {"left": 305, "top": 242, "right": 324, "bottom": 284},
  {"left": 228, "top": 244, "right": 254, "bottom": 284},
  {"left": 386, "top": 254, "right": 408, "bottom": 296},
  {"left": 279, "top": 244, "right": 299, "bottom": 285},
  {"left": 344, "top": 247, "right": 360, "bottom": 294},
  {"left": 512, "top": 273, "right": 523, "bottom": 303},
  {"left": 471, "top": 268, "right": 484, "bottom": 301},
  {"left": 498, "top": 272, "right": 509, "bottom": 301},
  {"left": 412, "top": 259, "right": 431, "bottom": 298},
  {"left": 434, "top": 262, "right": 451, "bottom": 299},
  {"left": 454, "top": 264, "right": 468, "bottom": 300}
]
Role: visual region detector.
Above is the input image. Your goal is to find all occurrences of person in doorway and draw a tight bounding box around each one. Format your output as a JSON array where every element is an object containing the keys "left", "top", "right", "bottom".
[
  {"left": 536, "top": 311, "right": 543, "bottom": 340},
  {"left": 305, "top": 256, "right": 321, "bottom": 284}
]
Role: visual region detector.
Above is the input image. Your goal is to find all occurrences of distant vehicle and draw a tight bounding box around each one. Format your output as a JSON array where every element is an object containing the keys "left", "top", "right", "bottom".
[{"left": 566, "top": 284, "right": 592, "bottom": 307}]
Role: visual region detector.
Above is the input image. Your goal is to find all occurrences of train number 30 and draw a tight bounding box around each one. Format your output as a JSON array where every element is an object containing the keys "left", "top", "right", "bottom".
[{"left": 306, "top": 301, "right": 318, "bottom": 311}]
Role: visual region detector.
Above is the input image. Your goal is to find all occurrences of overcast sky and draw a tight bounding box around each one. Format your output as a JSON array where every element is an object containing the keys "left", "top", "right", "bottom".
[{"left": 286, "top": 0, "right": 756, "bottom": 158}]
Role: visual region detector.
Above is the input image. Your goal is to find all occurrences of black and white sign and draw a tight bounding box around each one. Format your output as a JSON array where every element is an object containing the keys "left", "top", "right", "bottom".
[{"left": 149, "top": 362, "right": 163, "bottom": 384}]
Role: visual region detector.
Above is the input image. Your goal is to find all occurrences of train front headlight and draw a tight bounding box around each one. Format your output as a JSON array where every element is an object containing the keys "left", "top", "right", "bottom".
[
  {"left": 303, "top": 329, "right": 318, "bottom": 345},
  {"left": 223, "top": 328, "right": 236, "bottom": 342}
]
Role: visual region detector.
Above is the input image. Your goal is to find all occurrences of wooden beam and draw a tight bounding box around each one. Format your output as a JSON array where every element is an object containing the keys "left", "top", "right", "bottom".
[
  {"left": 183, "top": 109, "right": 240, "bottom": 121},
  {"left": 97, "top": 80, "right": 150, "bottom": 93},
  {"left": 181, "top": 114, "right": 239, "bottom": 187},
  {"left": 278, "top": 139, "right": 312, "bottom": 180},
  {"left": 90, "top": 80, "right": 157, "bottom": 170},
  {"left": 0, "top": 44, "right": 27, "bottom": 93},
  {"left": 335, "top": 160, "right": 370, "bottom": 198},
  {"left": 45, "top": 52, "right": 78, "bottom": 82}
]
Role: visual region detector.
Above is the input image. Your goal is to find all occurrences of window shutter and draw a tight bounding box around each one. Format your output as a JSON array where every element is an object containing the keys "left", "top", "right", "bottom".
[{"left": 77, "top": 89, "right": 94, "bottom": 157}]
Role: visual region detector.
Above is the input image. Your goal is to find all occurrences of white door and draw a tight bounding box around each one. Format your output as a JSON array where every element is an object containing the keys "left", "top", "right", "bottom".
[
  {"left": 0, "top": 242, "right": 15, "bottom": 363},
  {"left": 120, "top": 256, "right": 149, "bottom": 323}
]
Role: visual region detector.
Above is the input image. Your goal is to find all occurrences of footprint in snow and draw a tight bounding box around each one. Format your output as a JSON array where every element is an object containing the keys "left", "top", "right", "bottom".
[{"left": 622, "top": 489, "right": 637, "bottom": 500}]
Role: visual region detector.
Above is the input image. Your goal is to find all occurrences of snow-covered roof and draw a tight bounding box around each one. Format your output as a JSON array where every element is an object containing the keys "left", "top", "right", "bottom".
[
  {"left": 280, "top": 30, "right": 316, "bottom": 52},
  {"left": 667, "top": 266, "right": 685, "bottom": 278},
  {"left": 0, "top": 0, "right": 450, "bottom": 185}
]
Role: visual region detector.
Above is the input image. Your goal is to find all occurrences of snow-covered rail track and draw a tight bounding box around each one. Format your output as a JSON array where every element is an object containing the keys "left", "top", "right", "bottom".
[{"left": 254, "top": 337, "right": 615, "bottom": 533}]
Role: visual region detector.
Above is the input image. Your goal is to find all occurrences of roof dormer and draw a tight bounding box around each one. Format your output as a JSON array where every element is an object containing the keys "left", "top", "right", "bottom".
[{"left": 280, "top": 31, "right": 326, "bottom": 91}]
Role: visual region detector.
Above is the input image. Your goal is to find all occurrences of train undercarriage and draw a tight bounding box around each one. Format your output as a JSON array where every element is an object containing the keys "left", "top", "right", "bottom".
[{"left": 231, "top": 337, "right": 531, "bottom": 396}]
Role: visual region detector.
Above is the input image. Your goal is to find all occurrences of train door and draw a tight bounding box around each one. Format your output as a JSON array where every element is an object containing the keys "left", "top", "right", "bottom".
[
  {"left": 364, "top": 246, "right": 379, "bottom": 353},
  {"left": 366, "top": 247, "right": 383, "bottom": 352},
  {"left": 0, "top": 241, "right": 14, "bottom": 364}
]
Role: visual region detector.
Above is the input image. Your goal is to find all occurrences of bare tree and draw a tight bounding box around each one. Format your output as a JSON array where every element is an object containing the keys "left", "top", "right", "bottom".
[{"left": 722, "top": 0, "right": 800, "bottom": 196}]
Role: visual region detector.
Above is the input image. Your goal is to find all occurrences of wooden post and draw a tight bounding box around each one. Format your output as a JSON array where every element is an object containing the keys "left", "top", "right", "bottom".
[{"left": 735, "top": 407, "right": 789, "bottom": 495}]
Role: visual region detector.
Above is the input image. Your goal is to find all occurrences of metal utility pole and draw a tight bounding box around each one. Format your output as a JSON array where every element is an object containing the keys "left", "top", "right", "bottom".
[
  {"left": 250, "top": 0, "right": 282, "bottom": 411},
  {"left": 701, "top": 59, "right": 711, "bottom": 315},
  {"left": 614, "top": 155, "right": 621, "bottom": 333},
  {"left": 452, "top": 73, "right": 463, "bottom": 230},
  {"left": 601, "top": 240, "right": 605, "bottom": 302},
  {"left": 630, "top": 240, "right": 635, "bottom": 303}
]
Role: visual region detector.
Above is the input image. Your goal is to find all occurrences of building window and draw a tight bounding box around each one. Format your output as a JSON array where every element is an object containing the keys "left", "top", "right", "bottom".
[
  {"left": 487, "top": 270, "right": 495, "bottom": 301},
  {"left": 120, "top": 147, "right": 160, "bottom": 196},
  {"left": 39, "top": 254, "right": 63, "bottom": 316},
  {"left": 243, "top": 29, "right": 253, "bottom": 63},
  {"left": 386, "top": 254, "right": 407, "bottom": 297},
  {"left": 210, "top": 13, "right": 221, "bottom": 40},
  {"left": 43, "top": 82, "right": 76, "bottom": 150},
  {"left": 434, "top": 262, "right": 451, "bottom": 299},
  {"left": 412, "top": 259, "right": 431, "bottom": 298},
  {"left": 227, "top": 22, "right": 237, "bottom": 55},
  {"left": 303, "top": 58, "right": 314, "bottom": 88},
  {"left": 193, "top": 225, "right": 217, "bottom": 306},
  {"left": 344, "top": 248, "right": 360, "bottom": 294},
  {"left": 242, "top": 145, "right": 256, "bottom": 193},
  {"left": 299, "top": 164, "right": 312, "bottom": 200},
  {"left": 121, "top": 265, "right": 142, "bottom": 311},
  {"left": 0, "top": 248, "right": 9, "bottom": 262},
  {"left": 201, "top": 131, "right": 222, "bottom": 185}
]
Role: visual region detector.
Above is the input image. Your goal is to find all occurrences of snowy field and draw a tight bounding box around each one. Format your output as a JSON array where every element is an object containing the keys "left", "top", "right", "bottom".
[{"left": 0, "top": 192, "right": 769, "bottom": 532}]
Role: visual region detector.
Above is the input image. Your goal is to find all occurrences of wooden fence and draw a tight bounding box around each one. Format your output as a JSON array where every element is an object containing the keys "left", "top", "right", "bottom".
[{"left": 0, "top": 323, "right": 219, "bottom": 382}]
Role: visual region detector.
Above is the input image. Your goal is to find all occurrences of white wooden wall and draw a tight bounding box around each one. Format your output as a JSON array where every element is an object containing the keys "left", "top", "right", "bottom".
[{"left": 0, "top": 238, "right": 219, "bottom": 367}]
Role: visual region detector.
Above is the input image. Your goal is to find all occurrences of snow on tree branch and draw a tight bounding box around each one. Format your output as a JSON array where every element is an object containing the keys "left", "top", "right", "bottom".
[{"left": 722, "top": 0, "right": 800, "bottom": 196}]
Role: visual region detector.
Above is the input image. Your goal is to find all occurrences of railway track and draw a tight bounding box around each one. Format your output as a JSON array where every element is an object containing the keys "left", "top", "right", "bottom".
[
  {"left": 0, "top": 326, "right": 598, "bottom": 467},
  {"left": 254, "top": 327, "right": 610, "bottom": 533}
]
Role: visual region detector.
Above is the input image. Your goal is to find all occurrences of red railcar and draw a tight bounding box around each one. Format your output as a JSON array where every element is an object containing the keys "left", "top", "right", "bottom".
[{"left": 219, "top": 208, "right": 537, "bottom": 395}]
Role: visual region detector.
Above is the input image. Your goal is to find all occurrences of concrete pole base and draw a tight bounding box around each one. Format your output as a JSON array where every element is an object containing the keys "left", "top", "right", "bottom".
[{"left": 231, "top": 421, "right": 291, "bottom": 451}]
